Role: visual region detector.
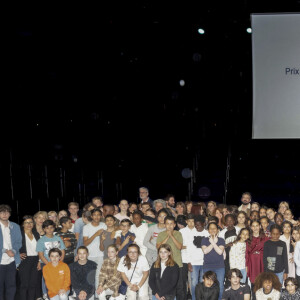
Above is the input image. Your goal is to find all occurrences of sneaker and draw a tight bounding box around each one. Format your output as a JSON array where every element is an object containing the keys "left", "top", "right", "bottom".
[{"left": 42, "top": 294, "right": 49, "bottom": 300}]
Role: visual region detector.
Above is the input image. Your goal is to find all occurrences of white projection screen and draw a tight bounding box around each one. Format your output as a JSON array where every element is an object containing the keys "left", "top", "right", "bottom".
[{"left": 251, "top": 13, "right": 300, "bottom": 139}]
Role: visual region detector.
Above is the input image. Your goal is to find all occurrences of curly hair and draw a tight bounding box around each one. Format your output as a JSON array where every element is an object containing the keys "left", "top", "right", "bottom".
[{"left": 253, "top": 272, "right": 282, "bottom": 293}]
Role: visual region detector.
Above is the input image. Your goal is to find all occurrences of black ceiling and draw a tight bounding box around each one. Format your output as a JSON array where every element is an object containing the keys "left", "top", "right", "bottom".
[{"left": 3, "top": 1, "right": 300, "bottom": 207}]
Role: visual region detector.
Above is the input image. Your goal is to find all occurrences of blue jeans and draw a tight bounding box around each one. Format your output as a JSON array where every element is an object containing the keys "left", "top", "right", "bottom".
[
  {"left": 41, "top": 263, "right": 48, "bottom": 295},
  {"left": 275, "top": 271, "right": 284, "bottom": 285},
  {"left": 203, "top": 267, "right": 225, "bottom": 300},
  {"left": 152, "top": 295, "right": 175, "bottom": 300},
  {"left": 191, "top": 265, "right": 203, "bottom": 300},
  {"left": 240, "top": 268, "right": 247, "bottom": 284},
  {"left": 0, "top": 261, "right": 17, "bottom": 300},
  {"left": 50, "top": 290, "right": 69, "bottom": 300}
]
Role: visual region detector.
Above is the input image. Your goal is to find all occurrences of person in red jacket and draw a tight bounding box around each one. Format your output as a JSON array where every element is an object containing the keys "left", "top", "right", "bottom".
[{"left": 246, "top": 220, "right": 269, "bottom": 298}]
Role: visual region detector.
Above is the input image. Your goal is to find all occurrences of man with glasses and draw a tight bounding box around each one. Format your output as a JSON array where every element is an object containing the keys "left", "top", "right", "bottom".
[
  {"left": 139, "top": 187, "right": 153, "bottom": 208},
  {"left": 0, "top": 204, "right": 22, "bottom": 300}
]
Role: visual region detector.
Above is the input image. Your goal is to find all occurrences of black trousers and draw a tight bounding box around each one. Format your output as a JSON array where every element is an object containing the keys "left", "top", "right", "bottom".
[
  {"left": 18, "top": 256, "right": 41, "bottom": 300},
  {"left": 296, "top": 275, "right": 300, "bottom": 288},
  {"left": 176, "top": 266, "right": 187, "bottom": 300},
  {"left": 251, "top": 283, "right": 256, "bottom": 300}
]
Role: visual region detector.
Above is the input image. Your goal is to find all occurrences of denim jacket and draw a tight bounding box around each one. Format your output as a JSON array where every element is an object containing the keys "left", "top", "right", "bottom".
[{"left": 0, "top": 221, "right": 22, "bottom": 266}]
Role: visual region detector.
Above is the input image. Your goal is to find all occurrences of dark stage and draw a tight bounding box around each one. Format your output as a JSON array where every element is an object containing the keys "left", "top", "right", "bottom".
[{"left": 3, "top": 1, "right": 300, "bottom": 221}]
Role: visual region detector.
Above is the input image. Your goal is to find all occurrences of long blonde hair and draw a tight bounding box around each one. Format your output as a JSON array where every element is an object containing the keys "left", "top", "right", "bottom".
[
  {"left": 154, "top": 244, "right": 176, "bottom": 268},
  {"left": 33, "top": 211, "right": 48, "bottom": 224}
]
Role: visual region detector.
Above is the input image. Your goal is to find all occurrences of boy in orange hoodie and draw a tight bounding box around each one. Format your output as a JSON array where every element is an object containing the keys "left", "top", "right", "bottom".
[{"left": 42, "top": 248, "right": 71, "bottom": 300}]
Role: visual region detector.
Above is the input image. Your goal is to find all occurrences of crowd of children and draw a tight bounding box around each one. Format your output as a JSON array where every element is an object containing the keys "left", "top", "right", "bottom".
[{"left": 2, "top": 190, "right": 300, "bottom": 300}]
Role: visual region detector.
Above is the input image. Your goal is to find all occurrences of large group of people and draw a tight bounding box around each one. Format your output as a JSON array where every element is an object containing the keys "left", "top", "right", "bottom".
[{"left": 1, "top": 187, "right": 300, "bottom": 300}]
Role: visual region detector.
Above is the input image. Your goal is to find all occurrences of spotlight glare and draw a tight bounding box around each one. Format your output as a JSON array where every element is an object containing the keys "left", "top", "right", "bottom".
[
  {"left": 198, "top": 28, "right": 205, "bottom": 35},
  {"left": 179, "top": 80, "right": 185, "bottom": 86},
  {"left": 246, "top": 28, "right": 252, "bottom": 33}
]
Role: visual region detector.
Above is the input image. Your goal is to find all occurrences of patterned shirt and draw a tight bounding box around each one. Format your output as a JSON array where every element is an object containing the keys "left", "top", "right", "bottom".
[
  {"left": 229, "top": 241, "right": 246, "bottom": 269},
  {"left": 98, "top": 257, "right": 122, "bottom": 297},
  {"left": 280, "top": 288, "right": 300, "bottom": 300}
]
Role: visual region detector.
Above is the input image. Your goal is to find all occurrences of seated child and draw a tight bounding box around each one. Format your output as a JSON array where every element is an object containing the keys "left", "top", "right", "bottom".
[
  {"left": 97, "top": 244, "right": 122, "bottom": 300},
  {"left": 280, "top": 277, "right": 300, "bottom": 300},
  {"left": 254, "top": 272, "right": 281, "bottom": 300},
  {"left": 43, "top": 248, "right": 70, "bottom": 300},
  {"left": 69, "top": 246, "right": 97, "bottom": 300},
  {"left": 195, "top": 271, "right": 219, "bottom": 300},
  {"left": 222, "top": 269, "right": 250, "bottom": 300}
]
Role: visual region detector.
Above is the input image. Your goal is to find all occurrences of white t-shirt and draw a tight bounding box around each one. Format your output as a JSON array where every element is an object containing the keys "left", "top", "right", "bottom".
[
  {"left": 160, "top": 262, "right": 167, "bottom": 277},
  {"left": 255, "top": 288, "right": 280, "bottom": 300},
  {"left": 117, "top": 255, "right": 150, "bottom": 284},
  {"left": 180, "top": 227, "right": 209, "bottom": 265},
  {"left": 25, "top": 233, "right": 38, "bottom": 256},
  {"left": 0, "top": 222, "right": 14, "bottom": 265},
  {"left": 82, "top": 222, "right": 107, "bottom": 257},
  {"left": 130, "top": 223, "right": 149, "bottom": 256}
]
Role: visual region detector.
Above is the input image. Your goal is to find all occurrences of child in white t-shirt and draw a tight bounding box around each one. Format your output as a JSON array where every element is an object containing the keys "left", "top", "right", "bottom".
[{"left": 82, "top": 208, "right": 107, "bottom": 296}]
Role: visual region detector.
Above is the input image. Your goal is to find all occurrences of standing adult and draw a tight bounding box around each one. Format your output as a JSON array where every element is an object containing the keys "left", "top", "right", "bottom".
[
  {"left": 153, "top": 199, "right": 167, "bottom": 214},
  {"left": 139, "top": 187, "right": 153, "bottom": 208},
  {"left": 0, "top": 204, "right": 22, "bottom": 300},
  {"left": 33, "top": 211, "right": 48, "bottom": 237},
  {"left": 165, "top": 194, "right": 176, "bottom": 217},
  {"left": 206, "top": 201, "right": 217, "bottom": 217},
  {"left": 18, "top": 215, "right": 41, "bottom": 300},
  {"left": 238, "top": 192, "right": 252, "bottom": 217}
]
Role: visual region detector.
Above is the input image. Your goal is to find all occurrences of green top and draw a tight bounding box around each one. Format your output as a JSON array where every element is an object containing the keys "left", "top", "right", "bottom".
[{"left": 156, "top": 230, "right": 183, "bottom": 267}]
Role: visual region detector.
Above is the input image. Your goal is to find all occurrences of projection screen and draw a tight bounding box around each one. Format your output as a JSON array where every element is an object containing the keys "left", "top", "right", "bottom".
[{"left": 251, "top": 13, "right": 300, "bottom": 139}]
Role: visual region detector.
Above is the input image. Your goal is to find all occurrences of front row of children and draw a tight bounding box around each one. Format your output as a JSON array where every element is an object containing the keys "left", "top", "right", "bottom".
[
  {"left": 196, "top": 268, "right": 300, "bottom": 300},
  {"left": 44, "top": 244, "right": 300, "bottom": 300}
]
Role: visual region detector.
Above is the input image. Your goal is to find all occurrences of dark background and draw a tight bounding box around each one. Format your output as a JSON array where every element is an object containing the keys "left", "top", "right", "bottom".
[{"left": 3, "top": 1, "right": 300, "bottom": 222}]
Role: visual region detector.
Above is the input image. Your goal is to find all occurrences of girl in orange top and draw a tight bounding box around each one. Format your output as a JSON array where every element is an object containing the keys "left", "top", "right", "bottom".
[{"left": 42, "top": 248, "right": 71, "bottom": 300}]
